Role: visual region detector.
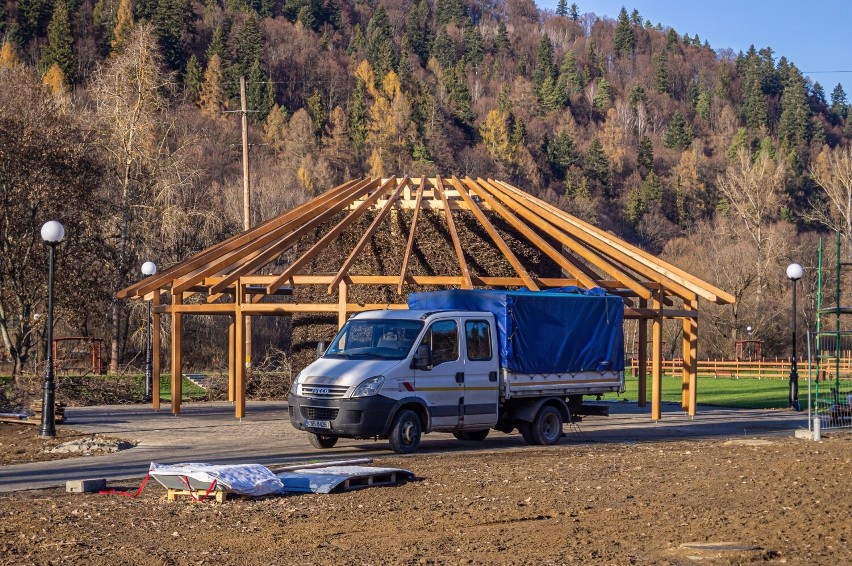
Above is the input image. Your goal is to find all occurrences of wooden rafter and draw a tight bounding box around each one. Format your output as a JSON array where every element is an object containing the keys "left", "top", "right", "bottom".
[
  {"left": 449, "top": 177, "right": 539, "bottom": 290},
  {"left": 266, "top": 177, "right": 399, "bottom": 294},
  {"left": 206, "top": 178, "right": 383, "bottom": 295},
  {"left": 398, "top": 177, "right": 427, "bottom": 294},
  {"left": 327, "top": 177, "right": 412, "bottom": 294},
  {"left": 473, "top": 178, "right": 652, "bottom": 300},
  {"left": 434, "top": 176, "right": 472, "bottom": 289}
]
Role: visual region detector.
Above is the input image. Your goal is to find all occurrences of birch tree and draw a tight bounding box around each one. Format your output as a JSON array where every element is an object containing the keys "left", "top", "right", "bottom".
[{"left": 807, "top": 145, "right": 852, "bottom": 251}]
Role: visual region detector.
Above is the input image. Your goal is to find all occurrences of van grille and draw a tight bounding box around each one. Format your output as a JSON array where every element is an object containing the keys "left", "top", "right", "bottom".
[
  {"left": 302, "top": 407, "right": 339, "bottom": 421},
  {"left": 301, "top": 383, "right": 349, "bottom": 399}
]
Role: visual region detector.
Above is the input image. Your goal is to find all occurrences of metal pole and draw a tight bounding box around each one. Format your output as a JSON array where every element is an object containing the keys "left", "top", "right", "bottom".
[
  {"left": 144, "top": 299, "right": 152, "bottom": 402},
  {"left": 789, "top": 278, "right": 800, "bottom": 411},
  {"left": 39, "top": 243, "right": 57, "bottom": 438}
]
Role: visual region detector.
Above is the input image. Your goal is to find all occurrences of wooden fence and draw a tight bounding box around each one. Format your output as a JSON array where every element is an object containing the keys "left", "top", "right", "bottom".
[{"left": 628, "top": 358, "right": 852, "bottom": 380}]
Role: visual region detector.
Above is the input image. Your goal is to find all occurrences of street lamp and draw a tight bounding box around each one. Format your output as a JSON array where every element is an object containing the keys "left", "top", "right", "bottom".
[
  {"left": 38, "top": 220, "right": 64, "bottom": 438},
  {"left": 786, "top": 263, "right": 804, "bottom": 411},
  {"left": 141, "top": 261, "right": 157, "bottom": 402}
]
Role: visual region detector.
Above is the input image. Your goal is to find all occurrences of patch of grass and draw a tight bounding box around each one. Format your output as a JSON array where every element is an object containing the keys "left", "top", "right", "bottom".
[{"left": 603, "top": 374, "right": 793, "bottom": 409}]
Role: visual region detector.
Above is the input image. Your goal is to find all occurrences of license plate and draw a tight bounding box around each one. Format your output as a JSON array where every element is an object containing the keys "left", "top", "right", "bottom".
[{"left": 305, "top": 419, "right": 331, "bottom": 429}]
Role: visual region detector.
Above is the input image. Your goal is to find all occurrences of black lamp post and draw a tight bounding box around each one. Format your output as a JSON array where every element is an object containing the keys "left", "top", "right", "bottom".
[
  {"left": 141, "top": 261, "right": 157, "bottom": 402},
  {"left": 786, "top": 263, "right": 803, "bottom": 411},
  {"left": 38, "top": 220, "right": 64, "bottom": 438}
]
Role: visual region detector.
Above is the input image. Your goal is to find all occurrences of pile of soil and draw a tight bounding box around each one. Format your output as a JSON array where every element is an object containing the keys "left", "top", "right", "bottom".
[
  {"left": 0, "top": 423, "right": 132, "bottom": 465},
  {"left": 0, "top": 432, "right": 849, "bottom": 564}
]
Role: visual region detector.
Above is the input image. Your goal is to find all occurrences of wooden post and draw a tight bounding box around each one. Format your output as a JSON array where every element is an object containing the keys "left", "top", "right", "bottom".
[
  {"left": 234, "top": 283, "right": 246, "bottom": 419},
  {"left": 338, "top": 280, "right": 348, "bottom": 329},
  {"left": 228, "top": 315, "right": 236, "bottom": 403},
  {"left": 240, "top": 75, "right": 252, "bottom": 374},
  {"left": 152, "top": 291, "right": 161, "bottom": 410},
  {"left": 170, "top": 293, "right": 183, "bottom": 415},
  {"left": 638, "top": 298, "right": 648, "bottom": 408},
  {"left": 651, "top": 288, "right": 663, "bottom": 420},
  {"left": 687, "top": 298, "right": 698, "bottom": 416}
]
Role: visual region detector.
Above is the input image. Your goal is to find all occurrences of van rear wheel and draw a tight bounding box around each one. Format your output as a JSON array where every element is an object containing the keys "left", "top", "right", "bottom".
[
  {"left": 388, "top": 409, "right": 422, "bottom": 454},
  {"left": 307, "top": 432, "right": 338, "bottom": 449},
  {"left": 530, "top": 405, "right": 563, "bottom": 445},
  {"left": 453, "top": 429, "right": 490, "bottom": 441}
]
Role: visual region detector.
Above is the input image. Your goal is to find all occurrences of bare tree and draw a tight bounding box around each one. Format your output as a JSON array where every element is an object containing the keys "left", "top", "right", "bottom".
[{"left": 806, "top": 144, "right": 852, "bottom": 252}]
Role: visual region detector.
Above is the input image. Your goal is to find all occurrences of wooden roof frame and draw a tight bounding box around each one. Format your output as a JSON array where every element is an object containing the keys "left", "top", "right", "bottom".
[{"left": 118, "top": 176, "right": 734, "bottom": 421}]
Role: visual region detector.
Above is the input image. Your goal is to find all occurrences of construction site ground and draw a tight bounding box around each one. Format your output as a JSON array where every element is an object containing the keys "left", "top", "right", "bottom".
[{"left": 0, "top": 401, "right": 849, "bottom": 565}]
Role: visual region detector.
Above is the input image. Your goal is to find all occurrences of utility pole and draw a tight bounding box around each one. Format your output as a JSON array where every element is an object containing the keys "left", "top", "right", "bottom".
[{"left": 240, "top": 76, "right": 252, "bottom": 370}]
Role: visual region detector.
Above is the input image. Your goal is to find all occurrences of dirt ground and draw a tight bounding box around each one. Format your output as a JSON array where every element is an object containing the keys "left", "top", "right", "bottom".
[
  {"left": 0, "top": 423, "right": 131, "bottom": 465},
  {"left": 0, "top": 424, "right": 849, "bottom": 566}
]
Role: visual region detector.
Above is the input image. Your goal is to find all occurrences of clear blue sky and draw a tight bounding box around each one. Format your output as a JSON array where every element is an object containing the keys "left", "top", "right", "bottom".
[{"left": 536, "top": 0, "right": 852, "bottom": 99}]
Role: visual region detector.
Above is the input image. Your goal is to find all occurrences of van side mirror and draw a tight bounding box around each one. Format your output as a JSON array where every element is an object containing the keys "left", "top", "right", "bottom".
[{"left": 413, "top": 344, "right": 432, "bottom": 370}]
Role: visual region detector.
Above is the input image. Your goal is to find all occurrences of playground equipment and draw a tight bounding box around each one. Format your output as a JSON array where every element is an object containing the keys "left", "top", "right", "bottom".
[{"left": 52, "top": 337, "right": 104, "bottom": 375}]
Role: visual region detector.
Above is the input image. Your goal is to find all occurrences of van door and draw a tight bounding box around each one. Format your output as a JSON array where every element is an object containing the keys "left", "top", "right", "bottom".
[
  {"left": 460, "top": 318, "right": 499, "bottom": 428},
  {"left": 413, "top": 318, "right": 463, "bottom": 431}
]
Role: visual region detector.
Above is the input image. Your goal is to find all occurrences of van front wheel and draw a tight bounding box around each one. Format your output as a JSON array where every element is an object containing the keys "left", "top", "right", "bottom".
[
  {"left": 307, "top": 432, "right": 338, "bottom": 449},
  {"left": 388, "top": 409, "right": 422, "bottom": 454}
]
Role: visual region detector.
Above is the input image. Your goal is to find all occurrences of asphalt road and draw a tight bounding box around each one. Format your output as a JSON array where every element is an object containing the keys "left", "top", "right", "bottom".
[{"left": 0, "top": 401, "right": 810, "bottom": 492}]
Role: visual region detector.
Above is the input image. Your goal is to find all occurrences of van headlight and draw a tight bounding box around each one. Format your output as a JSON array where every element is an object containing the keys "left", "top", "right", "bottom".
[
  {"left": 290, "top": 373, "right": 302, "bottom": 395},
  {"left": 351, "top": 375, "right": 384, "bottom": 398}
]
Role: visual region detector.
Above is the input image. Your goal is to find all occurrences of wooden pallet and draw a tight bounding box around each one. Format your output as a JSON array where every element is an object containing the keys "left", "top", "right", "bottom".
[
  {"left": 166, "top": 487, "right": 246, "bottom": 503},
  {"left": 338, "top": 470, "right": 400, "bottom": 491}
]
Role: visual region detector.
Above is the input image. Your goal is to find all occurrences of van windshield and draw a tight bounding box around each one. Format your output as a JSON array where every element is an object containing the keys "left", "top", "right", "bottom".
[{"left": 326, "top": 319, "right": 424, "bottom": 360}]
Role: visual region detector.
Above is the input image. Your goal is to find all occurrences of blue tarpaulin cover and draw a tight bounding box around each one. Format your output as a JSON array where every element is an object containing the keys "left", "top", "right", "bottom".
[{"left": 408, "top": 288, "right": 624, "bottom": 374}]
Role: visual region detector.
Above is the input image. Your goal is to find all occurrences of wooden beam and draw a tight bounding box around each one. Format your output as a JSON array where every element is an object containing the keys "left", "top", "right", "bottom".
[
  {"left": 651, "top": 288, "right": 663, "bottom": 420},
  {"left": 685, "top": 296, "right": 698, "bottom": 416},
  {"left": 492, "top": 180, "right": 711, "bottom": 302},
  {"left": 267, "top": 177, "right": 399, "bottom": 295},
  {"left": 170, "top": 293, "right": 183, "bottom": 415},
  {"left": 494, "top": 180, "right": 735, "bottom": 304},
  {"left": 476, "top": 177, "right": 653, "bottom": 300},
  {"left": 242, "top": 303, "right": 408, "bottom": 314},
  {"left": 398, "top": 177, "right": 426, "bottom": 294},
  {"left": 434, "top": 176, "right": 472, "bottom": 289},
  {"left": 328, "top": 177, "right": 411, "bottom": 294},
  {"left": 119, "top": 178, "right": 365, "bottom": 299},
  {"left": 234, "top": 287, "right": 246, "bottom": 419},
  {"left": 152, "top": 290, "right": 161, "bottom": 410},
  {"left": 338, "top": 281, "right": 348, "bottom": 328},
  {"left": 228, "top": 315, "right": 235, "bottom": 403},
  {"left": 450, "top": 177, "right": 538, "bottom": 290},
  {"left": 637, "top": 298, "right": 648, "bottom": 408},
  {"left": 177, "top": 177, "right": 376, "bottom": 295}
]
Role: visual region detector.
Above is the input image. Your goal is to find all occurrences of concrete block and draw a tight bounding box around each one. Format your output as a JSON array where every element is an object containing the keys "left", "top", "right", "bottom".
[
  {"left": 66, "top": 478, "right": 107, "bottom": 493},
  {"left": 794, "top": 429, "right": 815, "bottom": 440}
]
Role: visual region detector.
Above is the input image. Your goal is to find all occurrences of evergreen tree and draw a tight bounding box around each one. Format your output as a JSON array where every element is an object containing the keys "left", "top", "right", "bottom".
[
  {"left": 533, "top": 35, "right": 555, "bottom": 88},
  {"left": 538, "top": 75, "right": 562, "bottom": 113},
  {"left": 569, "top": 3, "right": 579, "bottom": 21},
  {"left": 637, "top": 135, "right": 654, "bottom": 176},
  {"left": 778, "top": 66, "right": 810, "bottom": 149},
  {"left": 206, "top": 25, "right": 228, "bottom": 64},
  {"left": 152, "top": 0, "right": 193, "bottom": 70},
  {"left": 652, "top": 50, "right": 669, "bottom": 93},
  {"left": 583, "top": 137, "right": 610, "bottom": 195},
  {"left": 436, "top": 0, "right": 466, "bottom": 26},
  {"left": 403, "top": 0, "right": 431, "bottom": 64},
  {"left": 464, "top": 24, "right": 484, "bottom": 69},
  {"left": 431, "top": 28, "right": 456, "bottom": 69},
  {"left": 809, "top": 81, "right": 827, "bottom": 110},
  {"left": 307, "top": 89, "right": 326, "bottom": 134},
  {"left": 614, "top": 7, "right": 634, "bottom": 56},
  {"left": 236, "top": 15, "right": 263, "bottom": 76},
  {"left": 495, "top": 21, "right": 511, "bottom": 55},
  {"left": 630, "top": 9, "right": 641, "bottom": 26},
  {"left": 511, "top": 116, "right": 527, "bottom": 147},
  {"left": 17, "top": 0, "right": 54, "bottom": 41},
  {"left": 664, "top": 111, "right": 693, "bottom": 150},
  {"left": 831, "top": 83, "right": 848, "bottom": 121},
  {"left": 556, "top": 0, "right": 568, "bottom": 17},
  {"left": 447, "top": 62, "right": 474, "bottom": 124},
  {"left": 184, "top": 54, "right": 202, "bottom": 102},
  {"left": 366, "top": 6, "right": 398, "bottom": 80},
  {"left": 593, "top": 77, "right": 610, "bottom": 110},
  {"left": 349, "top": 78, "right": 368, "bottom": 149},
  {"left": 696, "top": 91, "right": 711, "bottom": 121},
  {"left": 246, "top": 59, "right": 272, "bottom": 120},
  {"left": 40, "top": 0, "right": 75, "bottom": 83},
  {"left": 546, "top": 129, "right": 579, "bottom": 178}
]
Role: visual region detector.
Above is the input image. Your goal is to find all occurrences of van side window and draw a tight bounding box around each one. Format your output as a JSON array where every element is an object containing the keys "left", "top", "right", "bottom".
[
  {"left": 465, "top": 320, "right": 492, "bottom": 361},
  {"left": 422, "top": 320, "right": 458, "bottom": 366}
]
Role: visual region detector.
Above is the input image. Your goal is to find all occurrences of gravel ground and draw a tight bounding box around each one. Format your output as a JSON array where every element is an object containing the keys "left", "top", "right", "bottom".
[{"left": 0, "top": 429, "right": 849, "bottom": 565}]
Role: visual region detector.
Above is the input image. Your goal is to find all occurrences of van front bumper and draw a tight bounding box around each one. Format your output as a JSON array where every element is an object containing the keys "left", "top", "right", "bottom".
[{"left": 288, "top": 394, "right": 397, "bottom": 438}]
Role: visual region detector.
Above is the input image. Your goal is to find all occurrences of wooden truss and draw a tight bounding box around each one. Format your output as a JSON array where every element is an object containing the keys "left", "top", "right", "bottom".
[{"left": 117, "top": 176, "right": 735, "bottom": 420}]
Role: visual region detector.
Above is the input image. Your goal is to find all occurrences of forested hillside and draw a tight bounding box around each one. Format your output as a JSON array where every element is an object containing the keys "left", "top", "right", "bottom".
[{"left": 2, "top": 0, "right": 851, "bottom": 375}]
